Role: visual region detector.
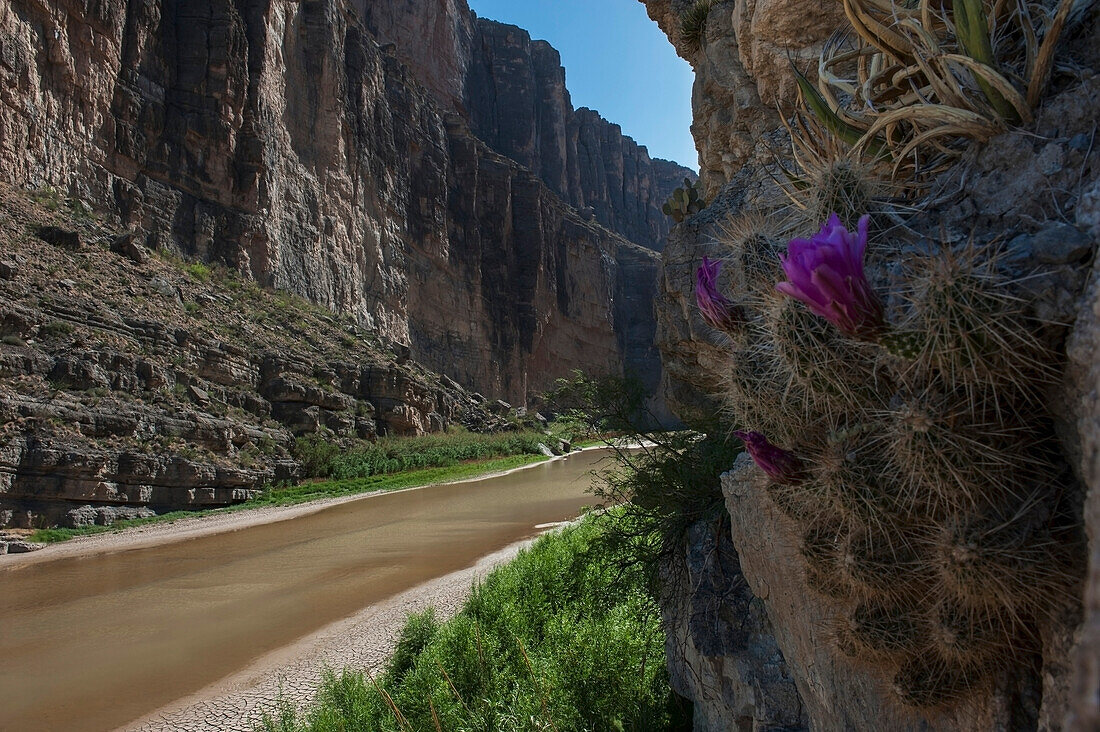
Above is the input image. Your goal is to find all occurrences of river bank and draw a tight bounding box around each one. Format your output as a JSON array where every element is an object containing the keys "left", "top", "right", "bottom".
[
  {"left": 0, "top": 449, "right": 613, "bottom": 732},
  {"left": 0, "top": 452, "right": 568, "bottom": 570},
  {"left": 121, "top": 539, "right": 537, "bottom": 732}
]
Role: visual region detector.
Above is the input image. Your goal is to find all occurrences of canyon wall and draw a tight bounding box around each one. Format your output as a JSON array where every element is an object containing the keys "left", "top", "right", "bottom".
[
  {"left": 641, "top": 0, "right": 1100, "bottom": 729},
  {"left": 355, "top": 0, "right": 693, "bottom": 253},
  {"left": 0, "top": 0, "right": 690, "bottom": 406}
]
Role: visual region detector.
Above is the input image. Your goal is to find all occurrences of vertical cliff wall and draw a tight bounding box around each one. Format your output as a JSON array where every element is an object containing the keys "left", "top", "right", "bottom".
[
  {"left": 0, "top": 0, "right": 680, "bottom": 405},
  {"left": 355, "top": 0, "right": 695, "bottom": 253},
  {"left": 641, "top": 0, "right": 1100, "bottom": 729}
]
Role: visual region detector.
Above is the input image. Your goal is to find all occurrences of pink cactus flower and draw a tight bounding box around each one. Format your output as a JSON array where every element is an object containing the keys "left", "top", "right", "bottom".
[
  {"left": 776, "top": 213, "right": 885, "bottom": 340},
  {"left": 735, "top": 430, "right": 805, "bottom": 485},
  {"left": 695, "top": 257, "right": 743, "bottom": 332}
]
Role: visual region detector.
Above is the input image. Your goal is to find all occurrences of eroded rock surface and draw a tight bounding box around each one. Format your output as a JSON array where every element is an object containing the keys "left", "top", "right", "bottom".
[
  {"left": 661, "top": 518, "right": 806, "bottom": 731},
  {"left": 0, "top": 0, "right": 682, "bottom": 406},
  {"left": 0, "top": 184, "right": 509, "bottom": 528}
]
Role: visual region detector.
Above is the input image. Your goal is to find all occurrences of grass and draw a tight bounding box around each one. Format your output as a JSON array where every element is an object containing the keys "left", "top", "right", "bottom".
[
  {"left": 27, "top": 453, "right": 550, "bottom": 544},
  {"left": 294, "top": 430, "right": 549, "bottom": 480},
  {"left": 258, "top": 510, "right": 689, "bottom": 732},
  {"left": 184, "top": 261, "right": 212, "bottom": 282}
]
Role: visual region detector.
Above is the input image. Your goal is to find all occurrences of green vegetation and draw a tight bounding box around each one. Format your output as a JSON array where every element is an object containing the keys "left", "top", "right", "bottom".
[
  {"left": 28, "top": 186, "right": 63, "bottom": 212},
  {"left": 184, "top": 261, "right": 212, "bottom": 282},
  {"left": 28, "top": 453, "right": 549, "bottom": 544},
  {"left": 661, "top": 178, "right": 706, "bottom": 223},
  {"left": 259, "top": 511, "right": 689, "bottom": 732},
  {"left": 39, "top": 321, "right": 75, "bottom": 339},
  {"left": 293, "top": 429, "right": 548, "bottom": 480},
  {"left": 679, "top": 0, "right": 715, "bottom": 54}
]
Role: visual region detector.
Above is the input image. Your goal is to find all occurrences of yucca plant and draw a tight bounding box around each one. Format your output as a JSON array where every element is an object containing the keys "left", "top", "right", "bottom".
[
  {"left": 788, "top": 0, "right": 1078, "bottom": 189},
  {"left": 681, "top": 0, "right": 717, "bottom": 54}
]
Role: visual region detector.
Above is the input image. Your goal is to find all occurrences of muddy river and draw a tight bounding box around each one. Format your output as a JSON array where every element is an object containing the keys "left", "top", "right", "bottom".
[{"left": 0, "top": 449, "right": 612, "bottom": 732}]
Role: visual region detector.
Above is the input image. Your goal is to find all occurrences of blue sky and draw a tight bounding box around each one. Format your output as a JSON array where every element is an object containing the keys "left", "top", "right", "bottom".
[{"left": 467, "top": 0, "right": 698, "bottom": 170}]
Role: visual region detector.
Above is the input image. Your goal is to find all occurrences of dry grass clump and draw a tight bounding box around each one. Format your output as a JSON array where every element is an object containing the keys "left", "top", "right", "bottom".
[{"left": 680, "top": 0, "right": 717, "bottom": 54}]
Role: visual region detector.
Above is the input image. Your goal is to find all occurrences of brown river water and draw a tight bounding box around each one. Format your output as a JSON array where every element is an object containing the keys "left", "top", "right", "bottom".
[{"left": 0, "top": 449, "right": 612, "bottom": 732}]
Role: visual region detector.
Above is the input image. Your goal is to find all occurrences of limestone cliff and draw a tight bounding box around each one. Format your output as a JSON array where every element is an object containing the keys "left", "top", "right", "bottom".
[
  {"left": 355, "top": 0, "right": 693, "bottom": 253},
  {"left": 0, "top": 0, "right": 691, "bottom": 527},
  {"left": 641, "top": 0, "right": 1100, "bottom": 729},
  {"left": 0, "top": 0, "right": 689, "bottom": 408}
]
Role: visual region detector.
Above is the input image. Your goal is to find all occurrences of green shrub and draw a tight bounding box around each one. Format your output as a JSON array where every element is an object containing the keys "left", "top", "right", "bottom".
[
  {"left": 680, "top": 0, "right": 716, "bottom": 54},
  {"left": 258, "top": 513, "right": 689, "bottom": 732},
  {"left": 184, "top": 262, "right": 212, "bottom": 282},
  {"left": 387, "top": 608, "right": 439, "bottom": 684},
  {"left": 293, "top": 434, "right": 343, "bottom": 478},
  {"left": 39, "top": 321, "right": 74, "bottom": 339},
  {"left": 294, "top": 431, "right": 548, "bottom": 480}
]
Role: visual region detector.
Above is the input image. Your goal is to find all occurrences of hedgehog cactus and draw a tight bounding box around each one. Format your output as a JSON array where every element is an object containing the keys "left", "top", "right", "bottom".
[
  {"left": 776, "top": 213, "right": 885, "bottom": 341},
  {"left": 662, "top": 178, "right": 706, "bottom": 223},
  {"left": 718, "top": 210, "right": 1082, "bottom": 708}
]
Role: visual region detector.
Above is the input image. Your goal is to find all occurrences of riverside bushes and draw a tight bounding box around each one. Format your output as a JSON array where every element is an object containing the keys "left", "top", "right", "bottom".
[
  {"left": 259, "top": 512, "right": 688, "bottom": 732},
  {"left": 294, "top": 429, "right": 547, "bottom": 480}
]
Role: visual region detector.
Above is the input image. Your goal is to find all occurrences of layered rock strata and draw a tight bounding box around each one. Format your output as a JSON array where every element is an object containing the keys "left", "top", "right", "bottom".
[
  {"left": 356, "top": 0, "right": 694, "bottom": 252},
  {"left": 0, "top": 0, "right": 683, "bottom": 408},
  {"left": 0, "top": 184, "right": 503, "bottom": 528}
]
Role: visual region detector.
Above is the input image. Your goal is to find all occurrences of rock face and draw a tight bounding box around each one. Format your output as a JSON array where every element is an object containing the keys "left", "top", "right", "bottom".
[
  {"left": 0, "top": 183, "right": 511, "bottom": 528},
  {"left": 1065, "top": 188, "right": 1100, "bottom": 731},
  {"left": 640, "top": 0, "right": 844, "bottom": 194},
  {"left": 0, "top": 0, "right": 687, "bottom": 407},
  {"left": 357, "top": 1, "right": 694, "bottom": 253},
  {"left": 661, "top": 518, "right": 806, "bottom": 731},
  {"left": 642, "top": 0, "right": 1100, "bottom": 728}
]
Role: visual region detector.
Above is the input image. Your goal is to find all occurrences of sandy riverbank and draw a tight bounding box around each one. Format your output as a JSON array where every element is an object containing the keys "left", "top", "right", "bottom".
[{"left": 118, "top": 537, "right": 546, "bottom": 732}]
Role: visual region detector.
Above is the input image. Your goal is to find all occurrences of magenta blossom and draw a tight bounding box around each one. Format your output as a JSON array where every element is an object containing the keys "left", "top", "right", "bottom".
[
  {"left": 735, "top": 430, "right": 805, "bottom": 485},
  {"left": 776, "top": 213, "right": 885, "bottom": 340},
  {"left": 695, "top": 257, "right": 743, "bottom": 332}
]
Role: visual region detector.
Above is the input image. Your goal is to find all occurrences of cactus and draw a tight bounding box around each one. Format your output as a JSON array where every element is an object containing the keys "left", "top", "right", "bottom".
[
  {"left": 838, "top": 601, "right": 922, "bottom": 657},
  {"left": 662, "top": 178, "right": 706, "bottom": 223},
  {"left": 927, "top": 601, "right": 1032, "bottom": 667},
  {"left": 717, "top": 208, "right": 1082, "bottom": 708},
  {"left": 718, "top": 211, "right": 788, "bottom": 299},
  {"left": 896, "top": 246, "right": 1055, "bottom": 399},
  {"left": 810, "top": 160, "right": 879, "bottom": 230},
  {"left": 893, "top": 652, "right": 982, "bottom": 708},
  {"left": 932, "top": 497, "right": 1077, "bottom": 617},
  {"left": 879, "top": 330, "right": 924, "bottom": 360},
  {"left": 837, "top": 524, "right": 925, "bottom": 599},
  {"left": 767, "top": 296, "right": 881, "bottom": 414},
  {"left": 883, "top": 385, "right": 1035, "bottom": 518}
]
